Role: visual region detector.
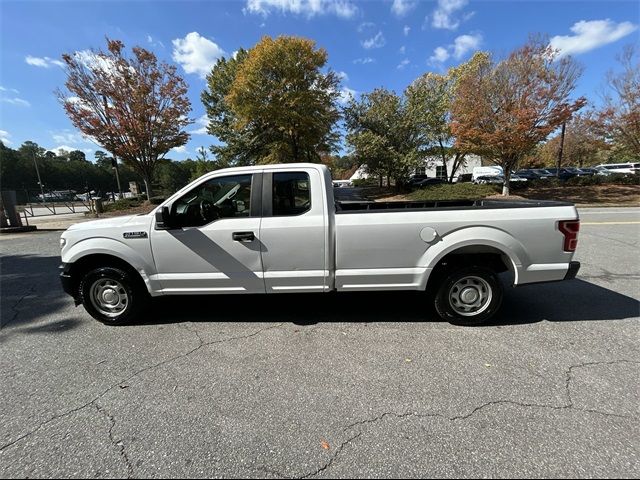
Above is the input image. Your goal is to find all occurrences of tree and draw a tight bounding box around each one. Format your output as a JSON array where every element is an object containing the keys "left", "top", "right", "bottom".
[
  {"left": 538, "top": 113, "right": 604, "bottom": 167},
  {"left": 58, "top": 38, "right": 192, "bottom": 199},
  {"left": 201, "top": 49, "right": 270, "bottom": 166},
  {"left": 406, "top": 57, "right": 483, "bottom": 182},
  {"left": 451, "top": 39, "right": 586, "bottom": 195},
  {"left": 592, "top": 45, "right": 639, "bottom": 159},
  {"left": 69, "top": 150, "right": 87, "bottom": 162},
  {"left": 344, "top": 88, "right": 422, "bottom": 185},
  {"left": 226, "top": 36, "right": 341, "bottom": 163}
]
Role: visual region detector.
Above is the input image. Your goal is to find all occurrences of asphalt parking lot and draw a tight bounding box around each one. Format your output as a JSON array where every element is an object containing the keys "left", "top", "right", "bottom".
[{"left": 1, "top": 207, "right": 639, "bottom": 478}]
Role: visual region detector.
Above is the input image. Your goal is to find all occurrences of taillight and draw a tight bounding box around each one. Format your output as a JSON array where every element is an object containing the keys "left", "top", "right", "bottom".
[{"left": 558, "top": 220, "right": 580, "bottom": 252}]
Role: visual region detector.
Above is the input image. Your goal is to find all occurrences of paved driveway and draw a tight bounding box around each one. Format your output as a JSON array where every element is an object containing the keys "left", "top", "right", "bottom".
[{"left": 1, "top": 208, "right": 638, "bottom": 478}]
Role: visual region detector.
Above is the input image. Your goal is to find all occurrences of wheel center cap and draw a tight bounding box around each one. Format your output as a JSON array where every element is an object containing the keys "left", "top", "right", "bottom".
[
  {"left": 460, "top": 287, "right": 479, "bottom": 304},
  {"left": 102, "top": 289, "right": 117, "bottom": 304}
]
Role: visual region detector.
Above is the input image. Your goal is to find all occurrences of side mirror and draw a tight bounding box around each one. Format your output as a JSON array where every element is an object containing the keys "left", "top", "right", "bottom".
[{"left": 155, "top": 206, "right": 175, "bottom": 230}]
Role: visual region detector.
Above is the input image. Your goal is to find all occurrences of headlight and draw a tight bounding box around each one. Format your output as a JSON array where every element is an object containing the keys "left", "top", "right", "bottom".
[{"left": 60, "top": 237, "right": 67, "bottom": 249}]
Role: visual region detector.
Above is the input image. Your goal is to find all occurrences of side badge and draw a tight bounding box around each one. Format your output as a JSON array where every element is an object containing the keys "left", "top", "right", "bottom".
[{"left": 123, "top": 231, "right": 148, "bottom": 239}]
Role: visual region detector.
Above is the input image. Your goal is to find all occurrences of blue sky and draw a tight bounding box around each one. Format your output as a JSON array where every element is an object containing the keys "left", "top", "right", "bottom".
[{"left": 1, "top": 0, "right": 638, "bottom": 160}]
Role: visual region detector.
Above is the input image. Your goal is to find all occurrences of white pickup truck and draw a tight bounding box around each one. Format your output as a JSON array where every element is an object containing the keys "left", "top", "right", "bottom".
[{"left": 60, "top": 163, "right": 580, "bottom": 326}]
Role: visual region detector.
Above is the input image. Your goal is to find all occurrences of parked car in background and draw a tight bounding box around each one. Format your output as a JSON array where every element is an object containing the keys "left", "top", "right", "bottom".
[
  {"left": 407, "top": 174, "right": 429, "bottom": 187},
  {"left": 474, "top": 174, "right": 527, "bottom": 185},
  {"left": 593, "top": 163, "right": 640, "bottom": 175},
  {"left": 455, "top": 173, "right": 473, "bottom": 183},
  {"left": 472, "top": 166, "right": 503, "bottom": 182},
  {"left": 577, "top": 168, "right": 597, "bottom": 176},
  {"left": 332, "top": 180, "right": 353, "bottom": 188},
  {"left": 564, "top": 167, "right": 591, "bottom": 177},
  {"left": 545, "top": 168, "right": 578, "bottom": 181},
  {"left": 414, "top": 177, "right": 447, "bottom": 188},
  {"left": 515, "top": 169, "right": 542, "bottom": 180}
]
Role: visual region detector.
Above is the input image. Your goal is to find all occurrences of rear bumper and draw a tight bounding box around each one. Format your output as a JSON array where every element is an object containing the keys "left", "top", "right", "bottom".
[
  {"left": 564, "top": 261, "right": 581, "bottom": 280},
  {"left": 516, "top": 261, "right": 580, "bottom": 286}
]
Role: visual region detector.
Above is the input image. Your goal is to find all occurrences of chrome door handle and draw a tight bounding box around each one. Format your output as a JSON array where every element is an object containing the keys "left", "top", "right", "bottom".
[{"left": 232, "top": 231, "right": 255, "bottom": 242}]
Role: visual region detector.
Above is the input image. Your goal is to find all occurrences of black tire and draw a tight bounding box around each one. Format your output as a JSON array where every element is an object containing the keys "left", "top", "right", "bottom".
[
  {"left": 79, "top": 266, "right": 149, "bottom": 325},
  {"left": 434, "top": 265, "right": 503, "bottom": 326}
]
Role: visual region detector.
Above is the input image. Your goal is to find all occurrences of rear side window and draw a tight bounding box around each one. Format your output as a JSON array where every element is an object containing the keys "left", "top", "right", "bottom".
[{"left": 272, "top": 172, "right": 311, "bottom": 216}]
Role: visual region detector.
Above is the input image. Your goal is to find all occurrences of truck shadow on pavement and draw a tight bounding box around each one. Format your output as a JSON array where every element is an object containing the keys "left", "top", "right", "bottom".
[
  {"left": 148, "top": 278, "right": 639, "bottom": 327},
  {"left": 0, "top": 253, "right": 638, "bottom": 331}
]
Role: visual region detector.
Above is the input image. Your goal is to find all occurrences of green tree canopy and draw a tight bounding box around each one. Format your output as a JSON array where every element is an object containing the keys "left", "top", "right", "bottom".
[{"left": 225, "top": 35, "right": 341, "bottom": 163}]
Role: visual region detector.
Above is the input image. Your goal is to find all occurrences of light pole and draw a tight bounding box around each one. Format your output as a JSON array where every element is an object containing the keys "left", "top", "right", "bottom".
[
  {"left": 32, "top": 152, "right": 45, "bottom": 202},
  {"left": 111, "top": 157, "right": 123, "bottom": 199},
  {"left": 556, "top": 121, "right": 566, "bottom": 178}
]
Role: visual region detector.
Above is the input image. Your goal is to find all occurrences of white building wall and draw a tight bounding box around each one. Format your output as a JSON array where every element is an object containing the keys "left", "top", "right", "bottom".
[{"left": 350, "top": 154, "right": 483, "bottom": 182}]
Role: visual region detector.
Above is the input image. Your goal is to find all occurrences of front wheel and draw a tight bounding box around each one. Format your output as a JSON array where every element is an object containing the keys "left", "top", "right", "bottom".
[
  {"left": 434, "top": 266, "right": 503, "bottom": 326},
  {"left": 79, "top": 266, "right": 149, "bottom": 325}
]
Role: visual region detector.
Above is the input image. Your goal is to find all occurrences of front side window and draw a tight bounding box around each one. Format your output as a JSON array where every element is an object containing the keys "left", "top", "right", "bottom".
[
  {"left": 272, "top": 172, "right": 311, "bottom": 216},
  {"left": 171, "top": 174, "right": 252, "bottom": 227}
]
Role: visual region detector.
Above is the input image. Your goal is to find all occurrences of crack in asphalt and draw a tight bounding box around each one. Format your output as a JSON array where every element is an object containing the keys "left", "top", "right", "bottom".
[
  {"left": 293, "top": 359, "right": 639, "bottom": 479},
  {"left": 1, "top": 285, "right": 35, "bottom": 330},
  {"left": 94, "top": 403, "right": 134, "bottom": 478},
  {"left": 0, "top": 322, "right": 283, "bottom": 454},
  {"left": 298, "top": 432, "right": 362, "bottom": 480}
]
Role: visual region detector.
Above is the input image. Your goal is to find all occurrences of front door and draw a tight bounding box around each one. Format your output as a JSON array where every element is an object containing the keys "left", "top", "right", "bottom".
[{"left": 151, "top": 173, "right": 265, "bottom": 294}]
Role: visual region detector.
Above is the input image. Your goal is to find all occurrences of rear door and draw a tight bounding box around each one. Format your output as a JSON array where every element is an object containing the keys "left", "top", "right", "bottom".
[{"left": 259, "top": 168, "right": 328, "bottom": 292}]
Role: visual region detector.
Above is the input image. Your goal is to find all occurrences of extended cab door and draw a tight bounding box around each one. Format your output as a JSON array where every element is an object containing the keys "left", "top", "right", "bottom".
[
  {"left": 260, "top": 168, "right": 328, "bottom": 292},
  {"left": 150, "top": 172, "right": 265, "bottom": 294}
]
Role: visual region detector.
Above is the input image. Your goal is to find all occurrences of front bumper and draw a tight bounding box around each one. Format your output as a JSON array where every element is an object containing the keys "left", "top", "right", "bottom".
[
  {"left": 564, "top": 261, "right": 581, "bottom": 280},
  {"left": 59, "top": 263, "right": 80, "bottom": 304}
]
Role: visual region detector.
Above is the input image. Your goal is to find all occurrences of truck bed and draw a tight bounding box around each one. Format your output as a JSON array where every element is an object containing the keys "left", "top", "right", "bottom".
[{"left": 335, "top": 198, "right": 573, "bottom": 213}]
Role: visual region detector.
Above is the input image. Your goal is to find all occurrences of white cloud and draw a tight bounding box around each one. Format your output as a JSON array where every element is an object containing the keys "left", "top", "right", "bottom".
[
  {"left": 362, "top": 31, "right": 386, "bottom": 49},
  {"left": 431, "top": 0, "right": 469, "bottom": 30},
  {"left": 397, "top": 59, "right": 411, "bottom": 70},
  {"left": 336, "top": 71, "right": 349, "bottom": 82},
  {"left": 0, "top": 130, "right": 12, "bottom": 145},
  {"left": 353, "top": 57, "right": 375, "bottom": 64},
  {"left": 170, "top": 145, "right": 188, "bottom": 155},
  {"left": 338, "top": 87, "right": 357, "bottom": 106},
  {"left": 429, "top": 33, "right": 482, "bottom": 64},
  {"left": 25, "top": 55, "right": 64, "bottom": 68},
  {"left": 550, "top": 19, "right": 638, "bottom": 58},
  {"left": 0, "top": 86, "right": 19, "bottom": 94},
  {"left": 399, "top": 46, "right": 406, "bottom": 55},
  {"left": 245, "top": 0, "right": 358, "bottom": 18},
  {"left": 147, "top": 35, "right": 165, "bottom": 49},
  {"left": 189, "top": 115, "right": 209, "bottom": 135},
  {"left": 391, "top": 0, "right": 417, "bottom": 17},
  {"left": 403, "top": 25, "right": 411, "bottom": 36},
  {"left": 358, "top": 21, "right": 376, "bottom": 33},
  {"left": 452, "top": 33, "right": 482, "bottom": 59},
  {"left": 172, "top": 32, "right": 226, "bottom": 79},
  {"left": 50, "top": 145, "right": 93, "bottom": 155},
  {"left": 429, "top": 46, "right": 450, "bottom": 63},
  {"left": 1, "top": 97, "right": 30, "bottom": 107},
  {"left": 51, "top": 130, "right": 87, "bottom": 145}
]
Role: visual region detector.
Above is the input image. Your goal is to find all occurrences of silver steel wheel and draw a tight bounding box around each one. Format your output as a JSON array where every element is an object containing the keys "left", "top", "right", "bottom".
[
  {"left": 89, "top": 278, "right": 128, "bottom": 317},
  {"left": 448, "top": 275, "right": 492, "bottom": 317}
]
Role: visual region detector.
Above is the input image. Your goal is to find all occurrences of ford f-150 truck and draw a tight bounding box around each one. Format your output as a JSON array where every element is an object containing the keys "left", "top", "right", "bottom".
[{"left": 59, "top": 163, "right": 580, "bottom": 326}]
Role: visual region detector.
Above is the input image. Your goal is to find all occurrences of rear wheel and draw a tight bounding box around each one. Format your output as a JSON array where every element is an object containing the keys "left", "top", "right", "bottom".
[
  {"left": 79, "top": 266, "right": 149, "bottom": 325},
  {"left": 434, "top": 266, "right": 503, "bottom": 326}
]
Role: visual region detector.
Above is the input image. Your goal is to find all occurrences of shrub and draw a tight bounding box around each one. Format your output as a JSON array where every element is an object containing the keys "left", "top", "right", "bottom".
[
  {"left": 149, "top": 196, "right": 166, "bottom": 205},
  {"left": 565, "top": 173, "right": 639, "bottom": 186},
  {"left": 352, "top": 178, "right": 378, "bottom": 187},
  {"left": 103, "top": 197, "right": 143, "bottom": 212},
  {"left": 408, "top": 183, "right": 499, "bottom": 201}
]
